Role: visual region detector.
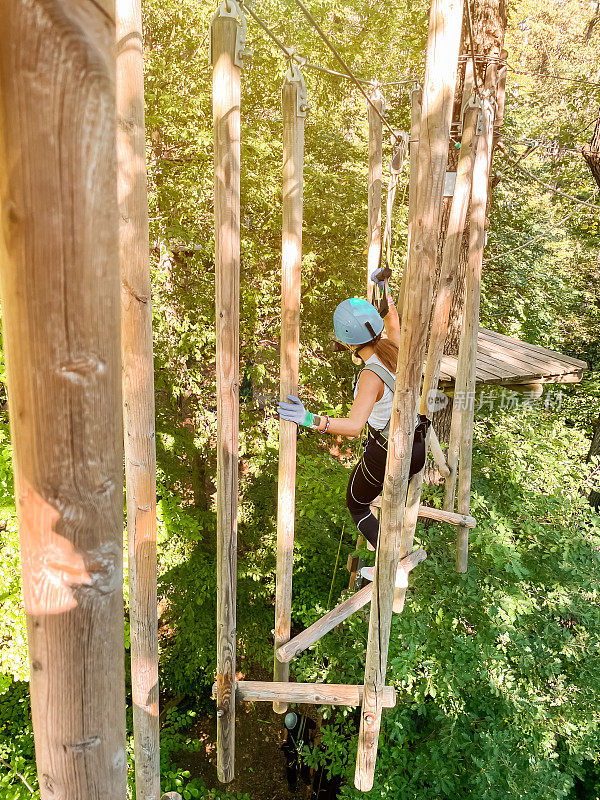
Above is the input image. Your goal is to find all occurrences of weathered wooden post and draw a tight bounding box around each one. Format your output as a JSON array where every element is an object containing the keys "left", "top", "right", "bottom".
[
  {"left": 449, "top": 73, "right": 497, "bottom": 572},
  {"left": 354, "top": 0, "right": 464, "bottom": 790},
  {"left": 350, "top": 86, "right": 386, "bottom": 587},
  {"left": 273, "top": 63, "right": 307, "bottom": 712},
  {"left": 366, "top": 85, "right": 384, "bottom": 302},
  {"left": 116, "top": 0, "right": 160, "bottom": 796},
  {"left": 398, "top": 85, "right": 422, "bottom": 313},
  {"left": 420, "top": 61, "right": 480, "bottom": 414},
  {"left": 211, "top": 0, "right": 245, "bottom": 783},
  {"left": 0, "top": 2, "right": 127, "bottom": 798},
  {"left": 444, "top": 59, "right": 499, "bottom": 571}
]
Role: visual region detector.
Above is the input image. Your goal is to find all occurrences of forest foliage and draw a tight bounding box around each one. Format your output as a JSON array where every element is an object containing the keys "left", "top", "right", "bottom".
[{"left": 1, "top": 0, "right": 600, "bottom": 798}]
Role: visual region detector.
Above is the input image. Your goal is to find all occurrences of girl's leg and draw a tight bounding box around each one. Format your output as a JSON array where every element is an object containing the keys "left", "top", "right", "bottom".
[{"left": 346, "top": 437, "right": 387, "bottom": 548}]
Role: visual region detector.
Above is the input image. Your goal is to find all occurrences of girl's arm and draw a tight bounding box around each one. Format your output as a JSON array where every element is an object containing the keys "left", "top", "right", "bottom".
[
  {"left": 313, "top": 371, "right": 382, "bottom": 438},
  {"left": 383, "top": 292, "right": 400, "bottom": 347}
]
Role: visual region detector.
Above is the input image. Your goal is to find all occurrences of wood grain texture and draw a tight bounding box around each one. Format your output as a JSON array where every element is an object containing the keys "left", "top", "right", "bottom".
[
  {"left": 398, "top": 87, "right": 422, "bottom": 313},
  {"left": 367, "top": 494, "right": 474, "bottom": 527},
  {"left": 445, "top": 65, "right": 497, "bottom": 570},
  {"left": 390, "top": 474, "right": 423, "bottom": 615},
  {"left": 420, "top": 66, "right": 480, "bottom": 416},
  {"left": 366, "top": 87, "right": 384, "bottom": 302},
  {"left": 354, "top": 0, "right": 464, "bottom": 790},
  {"left": 275, "top": 549, "right": 426, "bottom": 663},
  {"left": 213, "top": 13, "right": 240, "bottom": 784},
  {"left": 116, "top": 0, "right": 160, "bottom": 796},
  {"left": 428, "top": 427, "right": 450, "bottom": 478},
  {"left": 0, "top": 1, "right": 127, "bottom": 797},
  {"left": 214, "top": 682, "right": 397, "bottom": 708},
  {"left": 438, "top": 326, "right": 586, "bottom": 385},
  {"left": 273, "top": 69, "right": 305, "bottom": 712}
]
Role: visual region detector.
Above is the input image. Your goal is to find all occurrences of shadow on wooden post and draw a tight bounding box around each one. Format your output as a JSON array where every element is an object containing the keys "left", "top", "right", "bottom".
[
  {"left": 354, "top": 0, "right": 465, "bottom": 791},
  {"left": 273, "top": 63, "right": 307, "bottom": 713},
  {"left": 211, "top": 0, "right": 244, "bottom": 783}
]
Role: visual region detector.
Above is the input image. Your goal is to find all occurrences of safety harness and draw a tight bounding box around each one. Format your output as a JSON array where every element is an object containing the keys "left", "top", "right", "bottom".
[{"left": 360, "top": 362, "right": 431, "bottom": 478}]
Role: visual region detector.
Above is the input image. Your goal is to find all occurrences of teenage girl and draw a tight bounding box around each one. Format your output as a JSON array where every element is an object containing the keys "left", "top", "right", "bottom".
[{"left": 278, "top": 278, "right": 428, "bottom": 547}]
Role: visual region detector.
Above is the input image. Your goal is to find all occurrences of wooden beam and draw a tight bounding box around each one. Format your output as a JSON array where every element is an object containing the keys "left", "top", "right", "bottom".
[
  {"left": 391, "top": 475, "right": 423, "bottom": 615},
  {"left": 276, "top": 549, "right": 427, "bottom": 663},
  {"left": 398, "top": 85, "right": 422, "bottom": 313},
  {"left": 213, "top": 682, "right": 397, "bottom": 708},
  {"left": 367, "top": 86, "right": 384, "bottom": 302},
  {"left": 368, "top": 495, "right": 475, "bottom": 528},
  {"left": 212, "top": 5, "right": 242, "bottom": 783},
  {"left": 273, "top": 64, "right": 306, "bottom": 713},
  {"left": 418, "top": 505, "right": 476, "bottom": 529},
  {"left": 445, "top": 61, "right": 498, "bottom": 571},
  {"left": 0, "top": 2, "right": 127, "bottom": 796},
  {"left": 420, "top": 61, "right": 481, "bottom": 417},
  {"left": 116, "top": 0, "right": 160, "bottom": 796},
  {"left": 354, "top": 0, "right": 464, "bottom": 790},
  {"left": 347, "top": 534, "right": 365, "bottom": 590},
  {"left": 428, "top": 427, "right": 451, "bottom": 478}
]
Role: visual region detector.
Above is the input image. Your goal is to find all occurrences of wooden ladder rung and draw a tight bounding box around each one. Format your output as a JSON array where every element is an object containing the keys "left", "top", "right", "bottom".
[
  {"left": 212, "top": 680, "right": 396, "bottom": 708},
  {"left": 417, "top": 505, "right": 476, "bottom": 528},
  {"left": 428, "top": 426, "right": 451, "bottom": 478},
  {"left": 368, "top": 495, "right": 476, "bottom": 529},
  {"left": 277, "top": 549, "right": 427, "bottom": 663}
]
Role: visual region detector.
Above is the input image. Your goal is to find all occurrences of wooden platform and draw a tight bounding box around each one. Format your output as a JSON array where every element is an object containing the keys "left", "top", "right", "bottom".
[{"left": 438, "top": 328, "right": 587, "bottom": 387}]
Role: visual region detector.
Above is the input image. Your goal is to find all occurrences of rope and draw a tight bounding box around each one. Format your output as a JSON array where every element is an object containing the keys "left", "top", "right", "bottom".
[
  {"left": 506, "top": 156, "right": 600, "bottom": 209},
  {"left": 326, "top": 525, "right": 345, "bottom": 610},
  {"left": 506, "top": 63, "right": 600, "bottom": 86},
  {"left": 242, "top": 3, "right": 417, "bottom": 88},
  {"left": 242, "top": 2, "right": 292, "bottom": 58},
  {"left": 465, "top": 0, "right": 480, "bottom": 95},
  {"left": 291, "top": 0, "right": 402, "bottom": 142},
  {"left": 483, "top": 204, "right": 583, "bottom": 263},
  {"left": 382, "top": 134, "right": 409, "bottom": 267}
]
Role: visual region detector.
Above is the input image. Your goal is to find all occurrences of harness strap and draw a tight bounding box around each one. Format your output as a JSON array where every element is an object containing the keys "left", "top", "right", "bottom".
[{"left": 360, "top": 363, "right": 396, "bottom": 437}]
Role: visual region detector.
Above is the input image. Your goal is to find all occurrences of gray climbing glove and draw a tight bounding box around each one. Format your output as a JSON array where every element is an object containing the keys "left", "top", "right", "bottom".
[{"left": 278, "top": 395, "right": 314, "bottom": 427}]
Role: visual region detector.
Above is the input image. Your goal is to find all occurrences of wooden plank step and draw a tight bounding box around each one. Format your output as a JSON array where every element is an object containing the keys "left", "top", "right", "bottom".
[
  {"left": 277, "top": 549, "right": 426, "bottom": 663},
  {"left": 212, "top": 681, "right": 396, "bottom": 708}
]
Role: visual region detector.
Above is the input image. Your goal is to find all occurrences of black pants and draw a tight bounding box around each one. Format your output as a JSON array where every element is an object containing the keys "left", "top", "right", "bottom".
[
  {"left": 346, "top": 427, "right": 388, "bottom": 548},
  {"left": 346, "top": 419, "right": 430, "bottom": 548}
]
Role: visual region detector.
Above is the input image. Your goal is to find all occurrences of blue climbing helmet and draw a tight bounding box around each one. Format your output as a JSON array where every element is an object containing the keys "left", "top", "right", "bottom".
[{"left": 333, "top": 298, "right": 384, "bottom": 346}]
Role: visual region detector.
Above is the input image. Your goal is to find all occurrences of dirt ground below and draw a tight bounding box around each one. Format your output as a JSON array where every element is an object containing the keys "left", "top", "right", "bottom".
[{"left": 177, "top": 666, "right": 319, "bottom": 800}]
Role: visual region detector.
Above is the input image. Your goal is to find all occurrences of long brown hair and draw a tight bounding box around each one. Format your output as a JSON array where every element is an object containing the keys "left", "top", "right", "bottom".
[{"left": 373, "top": 338, "right": 398, "bottom": 373}]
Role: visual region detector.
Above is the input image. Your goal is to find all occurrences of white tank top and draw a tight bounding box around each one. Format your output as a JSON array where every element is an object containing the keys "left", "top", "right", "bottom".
[{"left": 353, "top": 354, "right": 395, "bottom": 431}]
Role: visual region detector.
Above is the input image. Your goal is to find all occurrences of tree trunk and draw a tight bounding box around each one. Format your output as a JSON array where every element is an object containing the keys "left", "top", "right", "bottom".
[
  {"left": 582, "top": 107, "right": 600, "bottom": 189},
  {"left": 588, "top": 415, "right": 600, "bottom": 508}
]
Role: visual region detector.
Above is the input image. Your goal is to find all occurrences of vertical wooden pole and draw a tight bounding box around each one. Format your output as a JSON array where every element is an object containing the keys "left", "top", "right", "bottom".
[
  {"left": 116, "top": 0, "right": 160, "bottom": 797},
  {"left": 445, "top": 63, "right": 498, "bottom": 570},
  {"left": 212, "top": 3, "right": 242, "bottom": 783},
  {"left": 273, "top": 65, "right": 306, "bottom": 712},
  {"left": 420, "top": 62, "right": 480, "bottom": 415},
  {"left": 366, "top": 86, "right": 384, "bottom": 302},
  {"left": 354, "top": 0, "right": 463, "bottom": 791},
  {"left": 398, "top": 86, "right": 422, "bottom": 314},
  {"left": 0, "top": 2, "right": 127, "bottom": 798}
]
